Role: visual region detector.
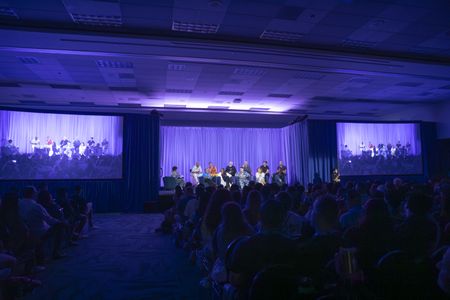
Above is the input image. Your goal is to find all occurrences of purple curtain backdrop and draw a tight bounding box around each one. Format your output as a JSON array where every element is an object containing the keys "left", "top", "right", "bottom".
[
  {"left": 336, "top": 122, "right": 421, "bottom": 158},
  {"left": 0, "top": 110, "right": 123, "bottom": 155},
  {"left": 161, "top": 126, "right": 286, "bottom": 183}
]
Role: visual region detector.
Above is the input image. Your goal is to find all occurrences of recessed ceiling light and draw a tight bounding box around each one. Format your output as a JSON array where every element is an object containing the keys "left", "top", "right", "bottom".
[
  {"left": 172, "top": 21, "right": 219, "bottom": 34},
  {"left": 260, "top": 30, "right": 303, "bottom": 42}
]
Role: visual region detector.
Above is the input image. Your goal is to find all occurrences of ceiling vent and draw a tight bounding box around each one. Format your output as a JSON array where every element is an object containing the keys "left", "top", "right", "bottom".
[
  {"left": 69, "top": 13, "right": 122, "bottom": 27},
  {"left": 218, "top": 91, "right": 244, "bottom": 96},
  {"left": 260, "top": 30, "right": 303, "bottom": 42},
  {"left": 233, "top": 98, "right": 242, "bottom": 103},
  {"left": 165, "top": 88, "right": 193, "bottom": 94},
  {"left": 164, "top": 104, "right": 187, "bottom": 108},
  {"left": 172, "top": 21, "right": 219, "bottom": 34},
  {"left": 249, "top": 107, "right": 271, "bottom": 111},
  {"left": 208, "top": 105, "right": 230, "bottom": 110},
  {"left": 0, "top": 7, "right": 19, "bottom": 19},
  {"left": 109, "top": 86, "right": 138, "bottom": 92},
  {"left": 168, "top": 63, "right": 186, "bottom": 71},
  {"left": 18, "top": 57, "right": 40, "bottom": 64},
  {"left": 0, "top": 82, "right": 20, "bottom": 87},
  {"left": 50, "top": 84, "right": 81, "bottom": 89},
  {"left": 342, "top": 39, "right": 377, "bottom": 49},
  {"left": 395, "top": 82, "right": 423, "bottom": 87},
  {"left": 96, "top": 60, "right": 133, "bottom": 69},
  {"left": 268, "top": 93, "right": 292, "bottom": 98},
  {"left": 233, "top": 68, "right": 266, "bottom": 77},
  {"left": 294, "top": 72, "right": 325, "bottom": 80}
]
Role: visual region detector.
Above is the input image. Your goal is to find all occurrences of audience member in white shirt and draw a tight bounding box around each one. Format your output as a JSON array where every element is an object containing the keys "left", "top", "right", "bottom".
[{"left": 18, "top": 186, "right": 65, "bottom": 262}]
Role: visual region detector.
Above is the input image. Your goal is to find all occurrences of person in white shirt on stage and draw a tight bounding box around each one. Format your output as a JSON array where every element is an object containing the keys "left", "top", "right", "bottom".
[
  {"left": 255, "top": 167, "right": 266, "bottom": 185},
  {"left": 30, "top": 136, "right": 40, "bottom": 152},
  {"left": 191, "top": 161, "right": 202, "bottom": 185}
]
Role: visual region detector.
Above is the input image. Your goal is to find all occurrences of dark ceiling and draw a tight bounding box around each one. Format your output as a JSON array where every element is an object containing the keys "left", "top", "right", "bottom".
[
  {"left": 0, "top": 0, "right": 449, "bottom": 124},
  {"left": 1, "top": 0, "right": 450, "bottom": 61}
]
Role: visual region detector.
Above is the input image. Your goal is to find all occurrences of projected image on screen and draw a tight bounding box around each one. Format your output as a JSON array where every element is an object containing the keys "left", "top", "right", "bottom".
[
  {"left": 0, "top": 110, "right": 123, "bottom": 180},
  {"left": 336, "top": 122, "right": 422, "bottom": 176}
]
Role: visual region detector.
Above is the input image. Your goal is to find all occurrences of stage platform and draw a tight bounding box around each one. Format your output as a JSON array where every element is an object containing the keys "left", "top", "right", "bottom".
[{"left": 144, "top": 189, "right": 176, "bottom": 213}]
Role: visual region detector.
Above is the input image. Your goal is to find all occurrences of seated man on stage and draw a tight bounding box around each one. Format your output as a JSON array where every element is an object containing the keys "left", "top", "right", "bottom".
[
  {"left": 273, "top": 161, "right": 287, "bottom": 186},
  {"left": 237, "top": 167, "right": 251, "bottom": 189},
  {"left": 259, "top": 160, "right": 270, "bottom": 184},
  {"left": 60, "top": 136, "right": 69, "bottom": 147},
  {"left": 242, "top": 160, "right": 252, "bottom": 176},
  {"left": 171, "top": 166, "right": 185, "bottom": 188},
  {"left": 224, "top": 161, "right": 237, "bottom": 188},
  {"left": 191, "top": 161, "right": 202, "bottom": 185},
  {"left": 101, "top": 138, "right": 109, "bottom": 155},
  {"left": 30, "top": 136, "right": 40, "bottom": 152},
  {"left": 73, "top": 138, "right": 81, "bottom": 154},
  {"left": 87, "top": 137, "right": 96, "bottom": 148},
  {"left": 205, "top": 162, "right": 220, "bottom": 185}
]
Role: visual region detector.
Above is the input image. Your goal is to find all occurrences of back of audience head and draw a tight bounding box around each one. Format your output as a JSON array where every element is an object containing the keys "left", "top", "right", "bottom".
[
  {"left": 260, "top": 199, "right": 287, "bottom": 231},
  {"left": 221, "top": 202, "right": 248, "bottom": 234},
  {"left": 406, "top": 190, "right": 433, "bottom": 217},
  {"left": 23, "top": 186, "right": 37, "bottom": 200},
  {"left": 346, "top": 190, "right": 361, "bottom": 209},
  {"left": 312, "top": 195, "right": 339, "bottom": 232},
  {"left": 204, "top": 189, "right": 232, "bottom": 233},
  {"left": 276, "top": 191, "right": 293, "bottom": 212},
  {"left": 246, "top": 190, "right": 262, "bottom": 211},
  {"left": 37, "top": 190, "right": 53, "bottom": 207}
]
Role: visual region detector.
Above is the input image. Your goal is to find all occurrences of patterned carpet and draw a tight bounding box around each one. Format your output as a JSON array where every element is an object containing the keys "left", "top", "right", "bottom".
[{"left": 25, "top": 214, "right": 207, "bottom": 300}]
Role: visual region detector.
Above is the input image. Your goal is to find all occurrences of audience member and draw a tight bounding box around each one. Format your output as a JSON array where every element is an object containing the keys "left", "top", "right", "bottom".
[
  {"left": 339, "top": 190, "right": 362, "bottom": 229},
  {"left": 242, "top": 190, "right": 262, "bottom": 229}
]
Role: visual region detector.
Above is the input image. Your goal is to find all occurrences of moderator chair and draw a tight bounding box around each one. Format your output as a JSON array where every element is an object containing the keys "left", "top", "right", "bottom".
[{"left": 162, "top": 176, "right": 178, "bottom": 190}]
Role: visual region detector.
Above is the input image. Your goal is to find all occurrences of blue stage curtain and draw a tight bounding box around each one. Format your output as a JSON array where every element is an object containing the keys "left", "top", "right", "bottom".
[
  {"left": 421, "top": 122, "right": 438, "bottom": 179},
  {"left": 307, "top": 120, "right": 337, "bottom": 182},
  {"left": 0, "top": 110, "right": 160, "bottom": 213},
  {"left": 123, "top": 111, "right": 160, "bottom": 213},
  {"left": 281, "top": 121, "right": 310, "bottom": 186}
]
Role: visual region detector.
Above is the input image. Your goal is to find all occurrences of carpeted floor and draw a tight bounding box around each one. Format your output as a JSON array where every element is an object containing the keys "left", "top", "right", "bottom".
[{"left": 25, "top": 214, "right": 208, "bottom": 300}]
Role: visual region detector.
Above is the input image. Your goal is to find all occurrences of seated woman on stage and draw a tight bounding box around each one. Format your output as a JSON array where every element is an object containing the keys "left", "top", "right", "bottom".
[
  {"left": 171, "top": 166, "right": 185, "bottom": 187},
  {"left": 219, "top": 168, "right": 227, "bottom": 187},
  {"left": 255, "top": 167, "right": 266, "bottom": 185},
  {"left": 237, "top": 167, "right": 251, "bottom": 189}
]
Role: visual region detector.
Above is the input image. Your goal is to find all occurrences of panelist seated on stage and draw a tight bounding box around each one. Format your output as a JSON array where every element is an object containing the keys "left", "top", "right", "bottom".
[
  {"left": 219, "top": 168, "right": 228, "bottom": 186},
  {"left": 242, "top": 160, "right": 252, "bottom": 176},
  {"left": 237, "top": 167, "right": 251, "bottom": 189},
  {"left": 30, "top": 136, "right": 40, "bottom": 151},
  {"left": 273, "top": 161, "right": 287, "bottom": 186},
  {"left": 255, "top": 167, "right": 266, "bottom": 185},
  {"left": 206, "top": 162, "right": 218, "bottom": 177},
  {"left": 223, "top": 161, "right": 237, "bottom": 188},
  {"left": 171, "top": 166, "right": 185, "bottom": 187},
  {"left": 191, "top": 162, "right": 202, "bottom": 185},
  {"left": 259, "top": 160, "right": 270, "bottom": 184}
]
